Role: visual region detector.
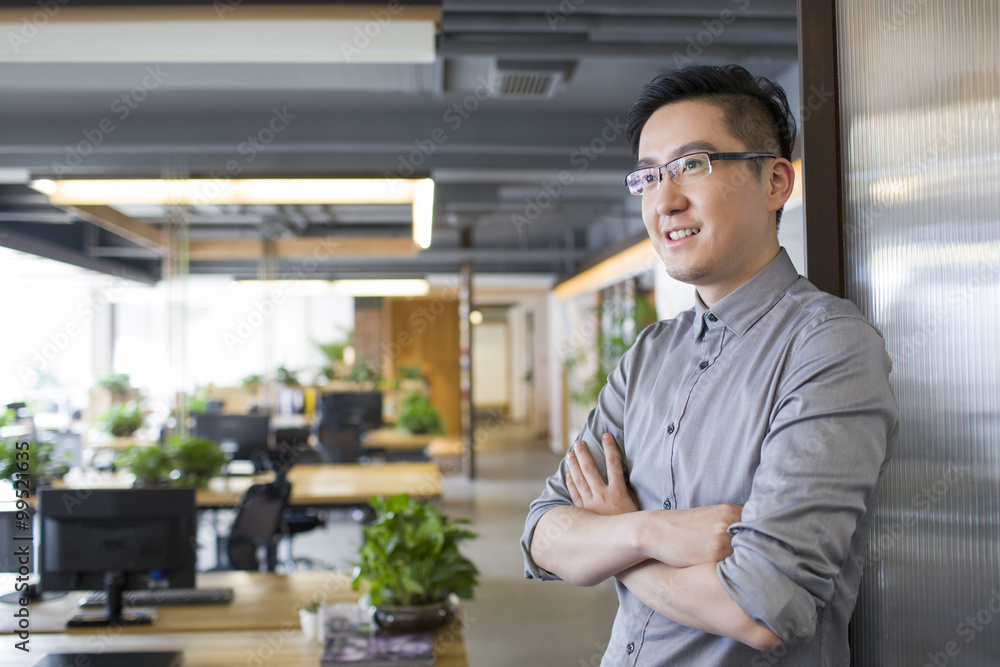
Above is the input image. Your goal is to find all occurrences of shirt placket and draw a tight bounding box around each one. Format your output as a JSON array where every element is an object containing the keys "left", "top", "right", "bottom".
[{"left": 664, "top": 312, "right": 727, "bottom": 511}]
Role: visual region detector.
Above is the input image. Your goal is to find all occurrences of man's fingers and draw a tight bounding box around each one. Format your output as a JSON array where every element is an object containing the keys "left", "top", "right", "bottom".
[
  {"left": 572, "top": 440, "right": 604, "bottom": 486},
  {"left": 601, "top": 433, "right": 625, "bottom": 486},
  {"left": 565, "top": 446, "right": 590, "bottom": 499},
  {"left": 566, "top": 470, "right": 582, "bottom": 506}
]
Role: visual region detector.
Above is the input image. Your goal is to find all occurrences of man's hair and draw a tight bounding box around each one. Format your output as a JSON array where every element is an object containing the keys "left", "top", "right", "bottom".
[{"left": 625, "top": 64, "right": 797, "bottom": 226}]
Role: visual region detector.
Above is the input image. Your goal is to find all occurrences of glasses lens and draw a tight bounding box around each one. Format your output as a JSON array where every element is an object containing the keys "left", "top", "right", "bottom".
[
  {"left": 626, "top": 167, "right": 659, "bottom": 195},
  {"left": 670, "top": 154, "right": 712, "bottom": 184}
]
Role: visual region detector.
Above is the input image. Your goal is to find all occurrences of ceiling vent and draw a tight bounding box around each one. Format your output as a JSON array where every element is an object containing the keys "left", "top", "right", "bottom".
[{"left": 493, "top": 60, "right": 576, "bottom": 99}]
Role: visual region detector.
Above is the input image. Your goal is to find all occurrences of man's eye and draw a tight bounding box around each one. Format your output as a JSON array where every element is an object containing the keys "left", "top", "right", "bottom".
[
  {"left": 641, "top": 171, "right": 657, "bottom": 183},
  {"left": 681, "top": 159, "right": 704, "bottom": 171}
]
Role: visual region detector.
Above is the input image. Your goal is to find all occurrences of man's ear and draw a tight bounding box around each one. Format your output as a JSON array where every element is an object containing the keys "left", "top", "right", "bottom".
[{"left": 766, "top": 158, "right": 795, "bottom": 214}]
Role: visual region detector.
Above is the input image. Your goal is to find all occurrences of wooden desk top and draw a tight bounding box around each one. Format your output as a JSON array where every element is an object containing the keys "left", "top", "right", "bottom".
[
  {"left": 10, "top": 462, "right": 443, "bottom": 509},
  {"left": 0, "top": 571, "right": 468, "bottom": 665},
  {"left": 197, "top": 462, "right": 442, "bottom": 507},
  {"left": 4, "top": 627, "right": 469, "bottom": 666},
  {"left": 363, "top": 427, "right": 432, "bottom": 450}
]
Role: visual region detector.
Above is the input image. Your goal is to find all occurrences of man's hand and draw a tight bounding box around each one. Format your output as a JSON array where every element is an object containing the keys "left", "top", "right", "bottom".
[
  {"left": 567, "top": 433, "right": 742, "bottom": 568},
  {"left": 565, "top": 433, "right": 638, "bottom": 515}
]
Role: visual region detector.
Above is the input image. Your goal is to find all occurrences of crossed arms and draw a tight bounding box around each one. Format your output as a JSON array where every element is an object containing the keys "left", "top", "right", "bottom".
[{"left": 529, "top": 433, "right": 782, "bottom": 651}]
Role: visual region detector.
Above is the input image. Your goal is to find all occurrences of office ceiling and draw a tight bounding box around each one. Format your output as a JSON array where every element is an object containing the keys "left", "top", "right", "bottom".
[{"left": 0, "top": 0, "right": 799, "bottom": 285}]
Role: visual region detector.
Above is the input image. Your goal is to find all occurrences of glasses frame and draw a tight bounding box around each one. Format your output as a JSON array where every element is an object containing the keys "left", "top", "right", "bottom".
[{"left": 624, "top": 151, "right": 778, "bottom": 195}]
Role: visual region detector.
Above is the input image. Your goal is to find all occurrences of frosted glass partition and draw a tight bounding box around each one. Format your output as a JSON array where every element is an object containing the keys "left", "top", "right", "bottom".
[{"left": 837, "top": 1, "right": 1000, "bottom": 664}]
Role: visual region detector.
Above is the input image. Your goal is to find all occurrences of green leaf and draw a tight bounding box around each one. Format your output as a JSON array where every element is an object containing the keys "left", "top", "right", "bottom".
[{"left": 352, "top": 493, "right": 478, "bottom": 606}]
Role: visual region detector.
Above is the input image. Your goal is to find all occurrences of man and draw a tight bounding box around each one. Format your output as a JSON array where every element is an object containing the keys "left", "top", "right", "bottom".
[{"left": 521, "top": 65, "right": 898, "bottom": 665}]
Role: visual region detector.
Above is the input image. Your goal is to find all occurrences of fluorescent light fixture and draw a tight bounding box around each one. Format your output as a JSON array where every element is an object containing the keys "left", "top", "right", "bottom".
[
  {"left": 555, "top": 239, "right": 661, "bottom": 301},
  {"left": 330, "top": 279, "right": 429, "bottom": 297},
  {"left": 0, "top": 6, "right": 438, "bottom": 64},
  {"left": 33, "top": 177, "right": 436, "bottom": 250},
  {"left": 412, "top": 178, "right": 435, "bottom": 250},
  {"left": 29, "top": 178, "right": 57, "bottom": 194},
  {"left": 35, "top": 179, "right": 422, "bottom": 206},
  {"left": 232, "top": 280, "right": 331, "bottom": 297}
]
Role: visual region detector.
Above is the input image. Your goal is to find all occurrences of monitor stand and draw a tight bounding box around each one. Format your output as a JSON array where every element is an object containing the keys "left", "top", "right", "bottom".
[
  {"left": 0, "top": 580, "right": 67, "bottom": 605},
  {"left": 66, "top": 571, "right": 156, "bottom": 627}
]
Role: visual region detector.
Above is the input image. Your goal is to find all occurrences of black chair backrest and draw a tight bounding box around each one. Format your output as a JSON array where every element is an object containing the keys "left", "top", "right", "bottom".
[
  {"left": 274, "top": 427, "right": 311, "bottom": 450},
  {"left": 226, "top": 479, "right": 291, "bottom": 571},
  {"left": 315, "top": 422, "right": 362, "bottom": 464}
]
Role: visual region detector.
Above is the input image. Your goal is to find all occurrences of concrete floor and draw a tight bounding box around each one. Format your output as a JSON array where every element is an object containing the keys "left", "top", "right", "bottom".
[{"left": 286, "top": 421, "right": 621, "bottom": 666}]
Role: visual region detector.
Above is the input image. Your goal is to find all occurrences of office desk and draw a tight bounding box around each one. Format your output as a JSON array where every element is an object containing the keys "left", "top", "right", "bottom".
[
  {"left": 43, "top": 462, "right": 442, "bottom": 509},
  {"left": 6, "top": 630, "right": 469, "bottom": 666},
  {"left": 363, "top": 428, "right": 432, "bottom": 461},
  {"left": 0, "top": 571, "right": 468, "bottom": 665},
  {"left": 197, "top": 462, "right": 442, "bottom": 508}
]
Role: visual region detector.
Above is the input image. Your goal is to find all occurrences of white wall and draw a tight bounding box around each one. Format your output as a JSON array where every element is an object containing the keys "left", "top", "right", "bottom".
[
  {"left": 472, "top": 322, "right": 509, "bottom": 408},
  {"left": 468, "top": 274, "right": 553, "bottom": 436}
]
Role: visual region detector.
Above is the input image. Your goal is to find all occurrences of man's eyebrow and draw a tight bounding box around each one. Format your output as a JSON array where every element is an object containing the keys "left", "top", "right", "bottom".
[{"left": 635, "top": 140, "right": 720, "bottom": 168}]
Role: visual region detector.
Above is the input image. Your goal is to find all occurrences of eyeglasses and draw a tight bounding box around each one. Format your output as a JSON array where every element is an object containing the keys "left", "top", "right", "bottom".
[{"left": 624, "top": 152, "right": 777, "bottom": 195}]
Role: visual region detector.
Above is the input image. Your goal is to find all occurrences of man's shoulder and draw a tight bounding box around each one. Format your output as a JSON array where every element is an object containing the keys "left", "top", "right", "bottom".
[{"left": 782, "top": 277, "right": 883, "bottom": 339}]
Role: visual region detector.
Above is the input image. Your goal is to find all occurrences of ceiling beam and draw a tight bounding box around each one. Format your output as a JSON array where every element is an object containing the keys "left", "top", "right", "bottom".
[
  {"left": 0, "top": 225, "right": 157, "bottom": 284},
  {"left": 188, "top": 236, "right": 417, "bottom": 261},
  {"left": 61, "top": 204, "right": 166, "bottom": 253}
]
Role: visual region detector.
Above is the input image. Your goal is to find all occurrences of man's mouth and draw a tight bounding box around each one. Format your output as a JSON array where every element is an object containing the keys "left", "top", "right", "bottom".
[{"left": 667, "top": 228, "right": 701, "bottom": 241}]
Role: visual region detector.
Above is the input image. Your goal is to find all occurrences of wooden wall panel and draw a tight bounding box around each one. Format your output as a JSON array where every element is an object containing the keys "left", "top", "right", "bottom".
[{"left": 384, "top": 297, "right": 461, "bottom": 436}]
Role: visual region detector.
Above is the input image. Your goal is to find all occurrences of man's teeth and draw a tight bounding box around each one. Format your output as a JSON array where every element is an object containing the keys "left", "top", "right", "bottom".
[{"left": 668, "top": 228, "right": 700, "bottom": 240}]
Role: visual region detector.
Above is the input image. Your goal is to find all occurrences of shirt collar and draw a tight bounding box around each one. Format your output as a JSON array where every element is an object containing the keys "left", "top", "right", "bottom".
[{"left": 692, "top": 248, "right": 800, "bottom": 340}]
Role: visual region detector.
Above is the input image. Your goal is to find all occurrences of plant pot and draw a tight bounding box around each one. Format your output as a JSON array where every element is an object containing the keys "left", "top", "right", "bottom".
[
  {"left": 373, "top": 597, "right": 455, "bottom": 634},
  {"left": 300, "top": 609, "right": 319, "bottom": 641}
]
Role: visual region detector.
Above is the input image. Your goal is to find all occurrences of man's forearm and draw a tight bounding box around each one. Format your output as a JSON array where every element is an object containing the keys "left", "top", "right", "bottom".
[
  {"left": 530, "top": 506, "right": 646, "bottom": 586},
  {"left": 618, "top": 561, "right": 782, "bottom": 651}
]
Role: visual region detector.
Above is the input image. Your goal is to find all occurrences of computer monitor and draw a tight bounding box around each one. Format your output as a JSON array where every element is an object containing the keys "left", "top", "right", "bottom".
[
  {"left": 0, "top": 506, "right": 67, "bottom": 605},
  {"left": 317, "top": 392, "right": 383, "bottom": 432},
  {"left": 191, "top": 413, "right": 271, "bottom": 471},
  {"left": 38, "top": 488, "right": 196, "bottom": 627}
]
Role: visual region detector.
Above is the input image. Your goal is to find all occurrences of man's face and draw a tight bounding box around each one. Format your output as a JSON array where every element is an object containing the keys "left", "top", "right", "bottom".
[{"left": 637, "top": 100, "right": 784, "bottom": 306}]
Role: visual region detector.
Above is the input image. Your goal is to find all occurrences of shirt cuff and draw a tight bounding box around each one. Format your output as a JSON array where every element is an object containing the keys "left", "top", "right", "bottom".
[
  {"left": 717, "top": 546, "right": 817, "bottom": 642},
  {"left": 520, "top": 506, "right": 564, "bottom": 581}
]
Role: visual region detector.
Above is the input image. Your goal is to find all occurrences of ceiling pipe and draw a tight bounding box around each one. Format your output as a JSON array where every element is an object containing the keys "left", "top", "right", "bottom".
[
  {"left": 442, "top": 0, "right": 797, "bottom": 19},
  {"left": 442, "top": 13, "right": 798, "bottom": 42},
  {"left": 440, "top": 38, "right": 798, "bottom": 61}
]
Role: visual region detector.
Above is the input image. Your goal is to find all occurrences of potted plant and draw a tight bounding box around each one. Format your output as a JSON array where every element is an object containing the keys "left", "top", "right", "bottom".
[
  {"left": 117, "top": 444, "right": 171, "bottom": 487},
  {"left": 396, "top": 364, "right": 427, "bottom": 392},
  {"left": 395, "top": 392, "right": 445, "bottom": 435},
  {"left": 97, "top": 402, "right": 144, "bottom": 438},
  {"left": 275, "top": 365, "right": 300, "bottom": 387},
  {"left": 345, "top": 356, "right": 380, "bottom": 388},
  {"left": 97, "top": 372, "right": 132, "bottom": 401},
  {"left": 165, "top": 435, "right": 227, "bottom": 488},
  {"left": 299, "top": 594, "right": 327, "bottom": 642},
  {"left": 240, "top": 374, "right": 262, "bottom": 392},
  {"left": 0, "top": 440, "right": 70, "bottom": 492},
  {"left": 351, "top": 494, "right": 478, "bottom": 632}
]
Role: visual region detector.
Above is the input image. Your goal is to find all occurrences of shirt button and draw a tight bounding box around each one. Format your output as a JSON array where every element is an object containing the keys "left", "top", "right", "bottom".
[
  {"left": 666, "top": 422, "right": 675, "bottom": 434},
  {"left": 626, "top": 642, "right": 635, "bottom": 654},
  {"left": 707, "top": 313, "right": 718, "bottom": 322},
  {"left": 699, "top": 360, "right": 709, "bottom": 370},
  {"left": 662, "top": 499, "right": 672, "bottom": 510}
]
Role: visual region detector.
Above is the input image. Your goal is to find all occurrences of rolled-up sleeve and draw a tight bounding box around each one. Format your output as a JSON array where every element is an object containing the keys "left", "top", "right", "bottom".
[
  {"left": 716, "top": 316, "right": 899, "bottom": 641},
  {"left": 520, "top": 325, "right": 642, "bottom": 580}
]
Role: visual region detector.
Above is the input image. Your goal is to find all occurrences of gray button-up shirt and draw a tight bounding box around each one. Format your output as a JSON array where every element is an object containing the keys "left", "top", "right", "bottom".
[{"left": 522, "top": 249, "right": 899, "bottom": 666}]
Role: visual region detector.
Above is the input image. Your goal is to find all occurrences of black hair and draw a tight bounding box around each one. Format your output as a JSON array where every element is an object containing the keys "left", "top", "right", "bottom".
[{"left": 625, "top": 65, "right": 797, "bottom": 226}]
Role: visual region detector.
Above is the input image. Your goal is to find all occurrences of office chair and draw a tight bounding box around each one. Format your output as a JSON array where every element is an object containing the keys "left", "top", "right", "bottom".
[
  {"left": 277, "top": 444, "right": 329, "bottom": 570},
  {"left": 314, "top": 422, "right": 363, "bottom": 464},
  {"left": 225, "top": 477, "right": 291, "bottom": 572}
]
